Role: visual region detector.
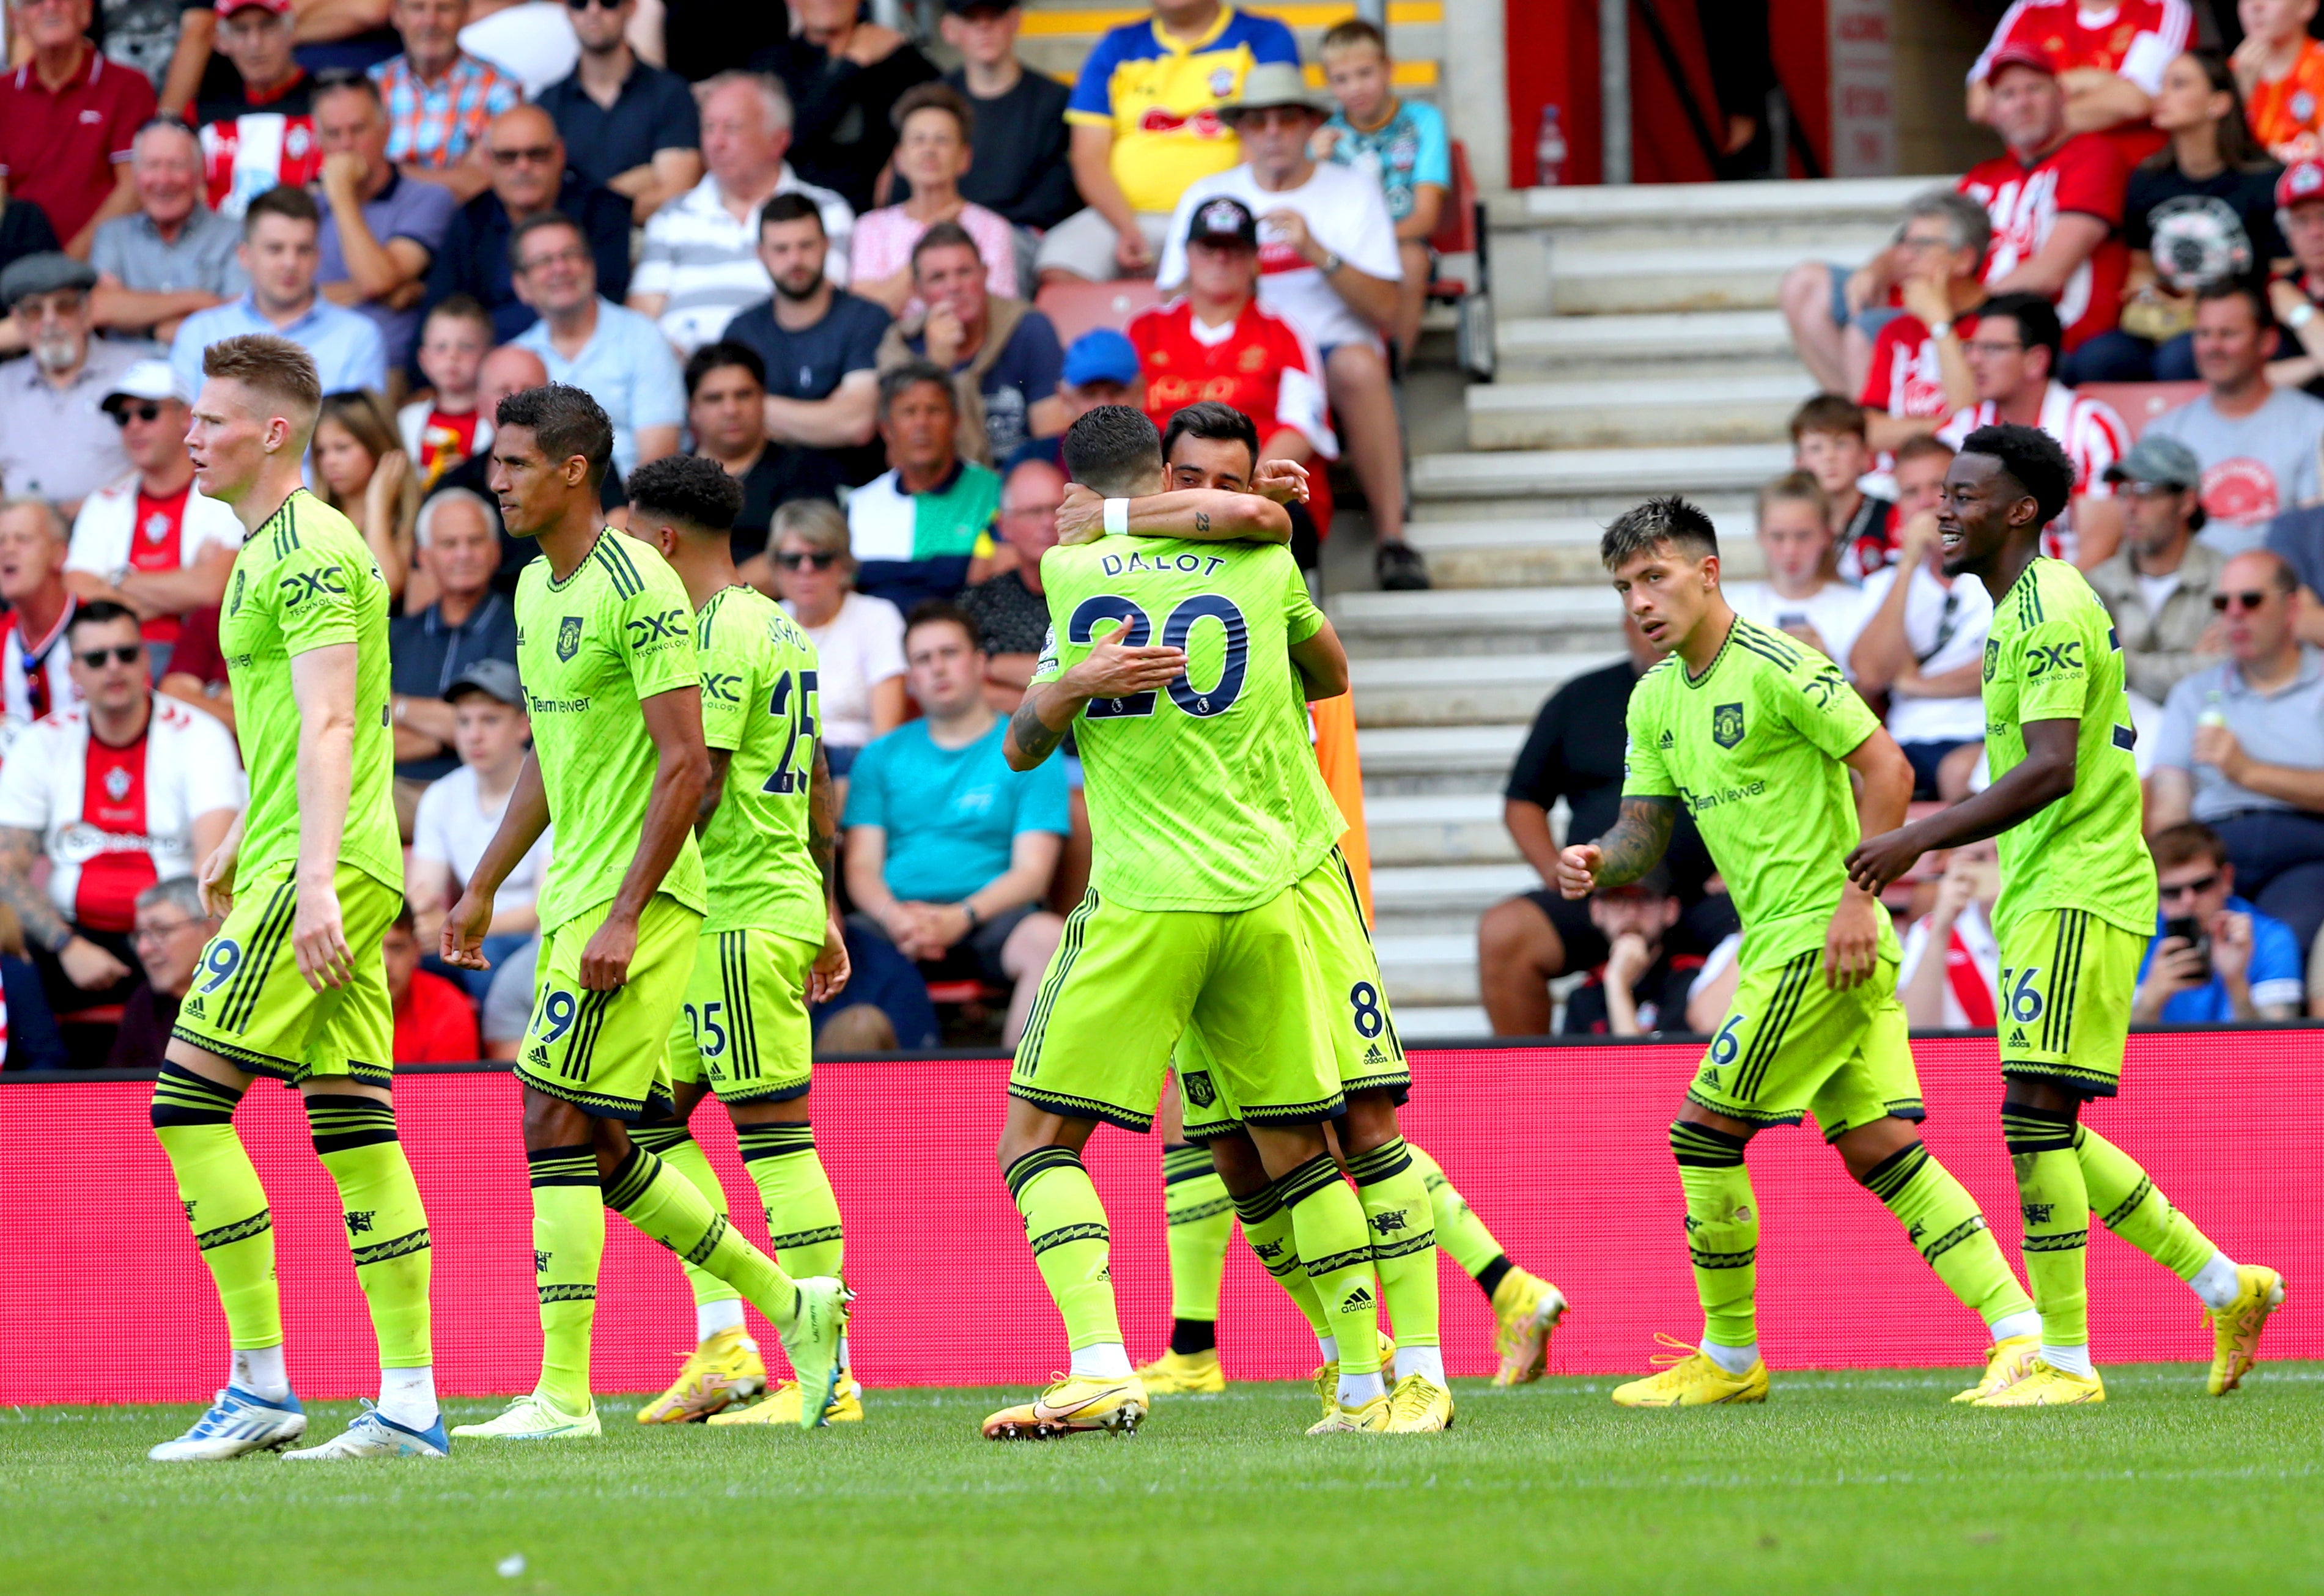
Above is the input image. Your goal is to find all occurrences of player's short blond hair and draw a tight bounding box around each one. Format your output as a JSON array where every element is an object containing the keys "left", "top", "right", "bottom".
[{"left": 202, "top": 333, "right": 323, "bottom": 442}]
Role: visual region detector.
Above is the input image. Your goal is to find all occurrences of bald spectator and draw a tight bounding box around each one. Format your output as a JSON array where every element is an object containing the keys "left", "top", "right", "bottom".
[
  {"left": 0, "top": 499, "right": 86, "bottom": 726},
  {"left": 1039, "top": 0, "right": 1299, "bottom": 285},
  {"left": 87, "top": 120, "right": 248, "bottom": 345},
  {"left": 370, "top": 0, "right": 521, "bottom": 203},
  {"left": 422, "top": 340, "right": 555, "bottom": 589},
  {"left": 536, "top": 0, "right": 701, "bottom": 223},
  {"left": 629, "top": 71, "right": 855, "bottom": 356},
  {"left": 389, "top": 487, "right": 519, "bottom": 804},
  {"left": 960, "top": 453, "right": 1064, "bottom": 709},
  {"left": 2148, "top": 548, "right": 2324, "bottom": 955},
  {"left": 0, "top": 256, "right": 138, "bottom": 515},
  {"left": 745, "top": 0, "right": 938, "bottom": 215},
  {"left": 64, "top": 360, "right": 242, "bottom": 675},
  {"left": 194, "top": 0, "right": 322, "bottom": 219},
  {"left": 420, "top": 105, "right": 633, "bottom": 347},
  {"left": 168, "top": 185, "right": 389, "bottom": 399},
  {"left": 510, "top": 211, "right": 685, "bottom": 482},
  {"left": 314, "top": 73, "right": 458, "bottom": 369},
  {"left": 0, "top": 0, "right": 154, "bottom": 257}
]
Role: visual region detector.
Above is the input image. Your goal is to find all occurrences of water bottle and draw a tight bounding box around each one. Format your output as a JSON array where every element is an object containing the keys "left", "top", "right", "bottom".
[{"left": 1536, "top": 104, "right": 1568, "bottom": 187}]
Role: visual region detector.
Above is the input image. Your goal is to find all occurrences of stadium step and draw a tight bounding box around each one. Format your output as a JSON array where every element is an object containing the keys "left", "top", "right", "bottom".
[
  {"left": 1362, "top": 792, "right": 1518, "bottom": 865},
  {"left": 1399, "top": 514, "right": 1765, "bottom": 588},
  {"left": 1349, "top": 649, "right": 1615, "bottom": 726},
  {"left": 1329, "top": 585, "right": 1626, "bottom": 657},
  {"left": 1408, "top": 442, "right": 1795, "bottom": 514},
  {"left": 1485, "top": 174, "right": 1939, "bottom": 249},
  {"left": 1495, "top": 309, "right": 1804, "bottom": 379},
  {"left": 1466, "top": 370, "right": 1819, "bottom": 451},
  {"left": 1374, "top": 932, "right": 1483, "bottom": 1007},
  {"left": 1355, "top": 724, "right": 1527, "bottom": 796},
  {"left": 1385, "top": 1003, "right": 1492, "bottom": 1040},
  {"left": 1541, "top": 237, "right": 1889, "bottom": 317}
]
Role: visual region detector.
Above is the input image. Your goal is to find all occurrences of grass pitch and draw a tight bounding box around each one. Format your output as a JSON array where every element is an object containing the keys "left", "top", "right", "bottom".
[{"left": 6, "top": 1366, "right": 2320, "bottom": 1595}]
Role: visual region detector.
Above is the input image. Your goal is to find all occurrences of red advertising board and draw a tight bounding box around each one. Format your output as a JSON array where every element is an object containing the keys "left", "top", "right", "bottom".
[{"left": 2, "top": 1031, "right": 2309, "bottom": 1405}]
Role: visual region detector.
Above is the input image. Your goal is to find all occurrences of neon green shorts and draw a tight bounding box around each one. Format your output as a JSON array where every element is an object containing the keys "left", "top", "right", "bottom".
[
  {"left": 1689, "top": 950, "right": 1924, "bottom": 1139},
  {"left": 515, "top": 892, "right": 702, "bottom": 1122},
  {"left": 1009, "top": 885, "right": 1340, "bottom": 1134},
  {"left": 171, "top": 860, "right": 400, "bottom": 1087},
  {"left": 1997, "top": 908, "right": 2142, "bottom": 1098},
  {"left": 667, "top": 926, "right": 817, "bottom": 1104},
  {"left": 1179, "top": 848, "right": 1407, "bottom": 1141}
]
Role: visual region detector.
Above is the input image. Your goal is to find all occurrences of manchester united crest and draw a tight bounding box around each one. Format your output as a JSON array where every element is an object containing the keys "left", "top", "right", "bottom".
[{"left": 1711, "top": 702, "right": 1745, "bottom": 749}]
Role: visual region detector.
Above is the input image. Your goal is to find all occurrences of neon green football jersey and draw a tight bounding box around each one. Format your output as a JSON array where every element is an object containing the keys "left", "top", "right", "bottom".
[
  {"left": 1031, "top": 537, "right": 1336, "bottom": 912},
  {"left": 217, "top": 488, "right": 401, "bottom": 893},
  {"left": 1621, "top": 614, "right": 1898, "bottom": 973},
  {"left": 515, "top": 531, "right": 707, "bottom": 933},
  {"left": 694, "top": 582, "right": 826, "bottom": 943},
  {"left": 1980, "top": 557, "right": 2156, "bottom": 937}
]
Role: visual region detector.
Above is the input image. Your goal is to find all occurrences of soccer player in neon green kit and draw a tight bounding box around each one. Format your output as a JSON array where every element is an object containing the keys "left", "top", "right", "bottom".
[
  {"left": 148, "top": 333, "right": 441, "bottom": 1462},
  {"left": 1559, "top": 493, "right": 2039, "bottom": 1406},
  {"left": 984, "top": 405, "right": 1388, "bottom": 1440},
  {"left": 441, "top": 384, "right": 848, "bottom": 1439},
  {"left": 1848, "top": 424, "right": 2284, "bottom": 1405},
  {"left": 619, "top": 454, "right": 861, "bottom": 1428}
]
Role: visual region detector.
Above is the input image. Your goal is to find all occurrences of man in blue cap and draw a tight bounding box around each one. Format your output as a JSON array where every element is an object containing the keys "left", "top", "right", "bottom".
[{"left": 1002, "top": 326, "right": 1142, "bottom": 475}]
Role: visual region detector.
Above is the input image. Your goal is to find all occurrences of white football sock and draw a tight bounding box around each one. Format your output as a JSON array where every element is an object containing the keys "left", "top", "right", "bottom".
[
  {"left": 378, "top": 1365, "right": 437, "bottom": 1428},
  {"left": 1069, "top": 1342, "right": 1132, "bottom": 1380},
  {"left": 1337, "top": 1368, "right": 1387, "bottom": 1407},
  {"left": 1315, "top": 1334, "right": 1338, "bottom": 1364},
  {"left": 1396, "top": 1345, "right": 1447, "bottom": 1386},
  {"left": 233, "top": 1345, "right": 289, "bottom": 1402},
  {"left": 1700, "top": 1339, "right": 1759, "bottom": 1376},
  {"left": 696, "top": 1300, "right": 746, "bottom": 1341},
  {"left": 1988, "top": 1311, "right": 2043, "bottom": 1344},
  {"left": 2189, "top": 1251, "right": 2242, "bottom": 1311},
  {"left": 2039, "top": 1342, "right": 2093, "bottom": 1377}
]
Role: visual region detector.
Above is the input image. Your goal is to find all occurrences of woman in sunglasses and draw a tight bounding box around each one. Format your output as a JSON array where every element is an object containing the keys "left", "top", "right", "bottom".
[{"left": 765, "top": 498, "right": 905, "bottom": 796}]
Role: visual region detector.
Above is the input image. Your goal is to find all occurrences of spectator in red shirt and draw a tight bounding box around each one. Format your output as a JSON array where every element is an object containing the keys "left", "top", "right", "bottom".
[
  {"left": 385, "top": 901, "right": 479, "bottom": 1062},
  {"left": 1859, "top": 189, "right": 1988, "bottom": 455},
  {"left": 1790, "top": 392, "right": 1897, "bottom": 581},
  {"left": 0, "top": 0, "right": 153, "bottom": 257},
  {"left": 2266, "top": 159, "right": 2324, "bottom": 395},
  {"left": 1966, "top": 0, "right": 2188, "bottom": 166}
]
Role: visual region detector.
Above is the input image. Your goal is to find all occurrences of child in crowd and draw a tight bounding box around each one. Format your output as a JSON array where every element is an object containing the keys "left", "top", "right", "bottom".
[
  {"left": 398, "top": 296, "right": 495, "bottom": 491},
  {"left": 1790, "top": 392, "right": 1897, "bottom": 579},
  {"left": 2232, "top": 0, "right": 2324, "bottom": 160},
  {"left": 1314, "top": 18, "right": 1448, "bottom": 363}
]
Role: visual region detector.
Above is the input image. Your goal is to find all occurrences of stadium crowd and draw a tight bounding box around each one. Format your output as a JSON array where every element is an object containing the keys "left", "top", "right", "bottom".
[
  {"left": 0, "top": 0, "right": 1449, "bottom": 1068},
  {"left": 1483, "top": 3, "right": 2324, "bottom": 1039}
]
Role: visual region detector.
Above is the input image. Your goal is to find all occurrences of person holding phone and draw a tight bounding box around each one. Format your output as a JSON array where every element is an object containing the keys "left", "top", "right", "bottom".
[{"left": 2134, "top": 820, "right": 2304, "bottom": 1020}]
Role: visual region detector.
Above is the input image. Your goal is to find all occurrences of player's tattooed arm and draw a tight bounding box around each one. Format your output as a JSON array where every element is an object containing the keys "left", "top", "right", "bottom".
[
  {"left": 1005, "top": 619, "right": 1189, "bottom": 769},
  {"left": 1588, "top": 796, "right": 1678, "bottom": 889},
  {"left": 0, "top": 826, "right": 72, "bottom": 953},
  {"left": 1053, "top": 484, "right": 1293, "bottom": 546},
  {"left": 1006, "top": 687, "right": 1072, "bottom": 768},
  {"left": 694, "top": 748, "right": 732, "bottom": 834},
  {"left": 808, "top": 743, "right": 839, "bottom": 906}
]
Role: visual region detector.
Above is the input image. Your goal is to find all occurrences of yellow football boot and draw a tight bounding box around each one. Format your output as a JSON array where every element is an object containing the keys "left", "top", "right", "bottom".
[
  {"left": 1134, "top": 1348, "right": 1226, "bottom": 1396},
  {"left": 981, "top": 1374, "right": 1148, "bottom": 1440},
  {"left": 1310, "top": 1331, "right": 1397, "bottom": 1422},
  {"left": 707, "top": 1372, "right": 865, "bottom": 1426},
  {"left": 635, "top": 1328, "right": 765, "bottom": 1424},
  {"left": 1952, "top": 1335, "right": 2039, "bottom": 1403},
  {"left": 1610, "top": 1334, "right": 1769, "bottom": 1407},
  {"left": 1384, "top": 1374, "right": 1455, "bottom": 1433},
  {"left": 1971, "top": 1358, "right": 2104, "bottom": 1407},
  {"left": 2206, "top": 1265, "right": 2285, "bottom": 1395},
  {"left": 1305, "top": 1392, "right": 1392, "bottom": 1434},
  {"left": 1489, "top": 1268, "right": 1568, "bottom": 1387}
]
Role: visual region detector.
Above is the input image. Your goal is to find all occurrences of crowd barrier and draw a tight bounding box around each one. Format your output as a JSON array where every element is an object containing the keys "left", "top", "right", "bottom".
[{"left": 4, "top": 1030, "right": 2315, "bottom": 1405}]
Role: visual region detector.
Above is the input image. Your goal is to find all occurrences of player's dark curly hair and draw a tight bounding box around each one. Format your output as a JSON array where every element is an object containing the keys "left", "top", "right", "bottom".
[
  {"left": 495, "top": 382, "right": 614, "bottom": 489},
  {"left": 625, "top": 453, "right": 743, "bottom": 534},
  {"left": 1958, "top": 422, "right": 2074, "bottom": 528},
  {"left": 1160, "top": 401, "right": 1260, "bottom": 473},
  {"left": 1063, "top": 405, "right": 1164, "bottom": 498},
  {"left": 1600, "top": 494, "right": 1719, "bottom": 570}
]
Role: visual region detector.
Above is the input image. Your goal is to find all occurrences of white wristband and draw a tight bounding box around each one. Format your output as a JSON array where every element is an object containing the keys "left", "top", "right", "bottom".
[{"left": 1103, "top": 498, "right": 1131, "bottom": 537}]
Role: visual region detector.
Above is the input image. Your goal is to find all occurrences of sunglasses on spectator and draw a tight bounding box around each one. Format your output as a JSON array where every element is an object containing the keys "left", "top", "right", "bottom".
[
  {"left": 2211, "top": 590, "right": 2274, "bottom": 612},
  {"left": 133, "top": 918, "right": 202, "bottom": 947},
  {"left": 492, "top": 144, "right": 559, "bottom": 167},
  {"left": 775, "top": 551, "right": 841, "bottom": 570},
  {"left": 2160, "top": 873, "right": 2221, "bottom": 901},
  {"left": 565, "top": 0, "right": 623, "bottom": 9},
  {"left": 75, "top": 644, "right": 144, "bottom": 668},
  {"left": 110, "top": 402, "right": 166, "bottom": 425}
]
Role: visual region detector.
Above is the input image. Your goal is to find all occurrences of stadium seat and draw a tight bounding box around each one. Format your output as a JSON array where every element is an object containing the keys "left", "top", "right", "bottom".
[
  {"left": 2074, "top": 381, "right": 2202, "bottom": 441},
  {"left": 1427, "top": 139, "right": 1480, "bottom": 303},
  {"left": 1035, "top": 278, "right": 1165, "bottom": 346}
]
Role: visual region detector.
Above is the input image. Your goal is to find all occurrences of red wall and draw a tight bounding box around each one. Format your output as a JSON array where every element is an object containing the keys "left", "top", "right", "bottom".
[{"left": 4, "top": 1032, "right": 2312, "bottom": 1406}]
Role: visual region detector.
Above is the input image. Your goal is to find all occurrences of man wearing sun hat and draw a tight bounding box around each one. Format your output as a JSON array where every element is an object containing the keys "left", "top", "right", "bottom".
[{"left": 1157, "top": 62, "right": 1423, "bottom": 589}]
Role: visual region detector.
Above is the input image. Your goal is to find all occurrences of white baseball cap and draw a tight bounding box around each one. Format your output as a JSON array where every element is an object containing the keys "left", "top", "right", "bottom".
[{"left": 102, "top": 359, "right": 193, "bottom": 411}]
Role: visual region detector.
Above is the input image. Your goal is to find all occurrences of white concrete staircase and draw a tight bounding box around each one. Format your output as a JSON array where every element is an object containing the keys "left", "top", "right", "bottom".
[{"left": 1356, "top": 176, "right": 1939, "bottom": 1037}]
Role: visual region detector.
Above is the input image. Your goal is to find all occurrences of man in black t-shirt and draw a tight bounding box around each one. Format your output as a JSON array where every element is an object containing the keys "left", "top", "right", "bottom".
[
  {"left": 1478, "top": 614, "right": 1730, "bottom": 1037},
  {"left": 934, "top": 1, "right": 1078, "bottom": 232},
  {"left": 746, "top": 0, "right": 939, "bottom": 213},
  {"left": 1557, "top": 865, "right": 1706, "bottom": 1037},
  {"left": 723, "top": 192, "right": 892, "bottom": 487}
]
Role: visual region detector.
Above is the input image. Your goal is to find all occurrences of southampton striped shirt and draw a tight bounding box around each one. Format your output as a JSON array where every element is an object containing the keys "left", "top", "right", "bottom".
[
  {"left": 631, "top": 168, "right": 856, "bottom": 355},
  {"left": 1937, "top": 380, "right": 2130, "bottom": 564}
]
